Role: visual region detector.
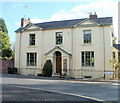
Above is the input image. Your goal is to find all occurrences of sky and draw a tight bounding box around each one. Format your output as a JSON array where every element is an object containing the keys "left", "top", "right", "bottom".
[{"left": 0, "top": 0, "right": 119, "bottom": 44}]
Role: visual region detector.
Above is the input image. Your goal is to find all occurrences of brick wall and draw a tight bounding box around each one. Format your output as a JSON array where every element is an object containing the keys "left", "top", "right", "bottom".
[{"left": 0, "top": 59, "right": 14, "bottom": 73}]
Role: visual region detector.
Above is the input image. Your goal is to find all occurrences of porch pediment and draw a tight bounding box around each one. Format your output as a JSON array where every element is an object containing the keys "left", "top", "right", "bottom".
[{"left": 44, "top": 46, "right": 72, "bottom": 56}]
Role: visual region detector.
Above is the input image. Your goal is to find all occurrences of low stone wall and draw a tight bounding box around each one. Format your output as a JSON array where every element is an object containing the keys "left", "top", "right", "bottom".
[{"left": 0, "top": 59, "right": 14, "bottom": 73}]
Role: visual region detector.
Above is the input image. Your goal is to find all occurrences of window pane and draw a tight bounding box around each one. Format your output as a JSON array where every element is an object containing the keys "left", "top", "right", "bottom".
[
  {"left": 82, "top": 52, "right": 84, "bottom": 66},
  {"left": 27, "top": 53, "right": 29, "bottom": 66},
  {"left": 56, "top": 32, "right": 63, "bottom": 45},
  {"left": 29, "top": 34, "right": 35, "bottom": 46},
  {"left": 83, "top": 30, "right": 91, "bottom": 44}
]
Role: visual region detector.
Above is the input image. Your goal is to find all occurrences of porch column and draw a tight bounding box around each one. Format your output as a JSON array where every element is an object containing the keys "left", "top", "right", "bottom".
[
  {"left": 67, "top": 57, "right": 70, "bottom": 76},
  {"left": 61, "top": 56, "right": 64, "bottom": 74},
  {"left": 62, "top": 56, "right": 70, "bottom": 76}
]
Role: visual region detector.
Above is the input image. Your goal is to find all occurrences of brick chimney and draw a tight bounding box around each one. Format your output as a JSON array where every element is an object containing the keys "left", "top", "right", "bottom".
[
  {"left": 89, "top": 12, "right": 97, "bottom": 19},
  {"left": 21, "top": 18, "right": 31, "bottom": 27}
]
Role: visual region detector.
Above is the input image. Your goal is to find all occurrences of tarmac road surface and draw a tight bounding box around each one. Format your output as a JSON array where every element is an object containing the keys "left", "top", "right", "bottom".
[{"left": 1, "top": 74, "right": 119, "bottom": 103}]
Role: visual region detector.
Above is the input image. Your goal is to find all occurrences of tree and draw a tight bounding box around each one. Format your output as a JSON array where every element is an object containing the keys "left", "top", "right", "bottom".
[
  {"left": 0, "top": 18, "right": 8, "bottom": 33},
  {"left": 42, "top": 60, "right": 53, "bottom": 77},
  {"left": 11, "top": 42, "right": 15, "bottom": 59},
  {"left": 0, "top": 18, "right": 12, "bottom": 59}
]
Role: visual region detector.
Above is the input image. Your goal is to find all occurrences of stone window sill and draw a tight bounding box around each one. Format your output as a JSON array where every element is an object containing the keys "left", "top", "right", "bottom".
[
  {"left": 81, "top": 44, "right": 93, "bottom": 46},
  {"left": 27, "top": 46, "right": 37, "bottom": 48}
]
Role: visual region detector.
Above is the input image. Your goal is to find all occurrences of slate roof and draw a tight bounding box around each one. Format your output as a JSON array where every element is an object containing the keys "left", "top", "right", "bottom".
[
  {"left": 113, "top": 44, "right": 120, "bottom": 50},
  {"left": 15, "top": 17, "right": 112, "bottom": 32}
]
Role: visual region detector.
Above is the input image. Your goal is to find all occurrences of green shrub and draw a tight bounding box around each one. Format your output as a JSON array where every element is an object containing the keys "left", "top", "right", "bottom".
[
  {"left": 37, "top": 74, "right": 42, "bottom": 76},
  {"left": 42, "top": 60, "right": 53, "bottom": 77},
  {"left": 8, "top": 67, "right": 18, "bottom": 74}
]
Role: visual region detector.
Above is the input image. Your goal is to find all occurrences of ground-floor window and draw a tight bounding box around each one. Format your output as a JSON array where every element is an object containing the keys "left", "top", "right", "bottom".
[
  {"left": 27, "top": 53, "right": 37, "bottom": 66},
  {"left": 81, "top": 51, "right": 94, "bottom": 67}
]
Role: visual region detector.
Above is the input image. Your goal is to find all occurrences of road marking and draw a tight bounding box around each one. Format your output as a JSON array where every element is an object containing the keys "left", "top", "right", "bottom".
[
  {"left": 6, "top": 84, "right": 110, "bottom": 103},
  {"left": 113, "top": 83, "right": 120, "bottom": 85},
  {"left": 63, "top": 80, "right": 107, "bottom": 84}
]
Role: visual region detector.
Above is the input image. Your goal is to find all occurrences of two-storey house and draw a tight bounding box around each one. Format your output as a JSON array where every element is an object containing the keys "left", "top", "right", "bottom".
[{"left": 15, "top": 13, "right": 115, "bottom": 79}]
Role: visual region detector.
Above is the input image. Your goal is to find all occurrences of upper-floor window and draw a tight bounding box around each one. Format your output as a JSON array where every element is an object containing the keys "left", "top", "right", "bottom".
[
  {"left": 29, "top": 34, "right": 35, "bottom": 46},
  {"left": 83, "top": 30, "right": 91, "bottom": 44},
  {"left": 27, "top": 53, "right": 37, "bottom": 66},
  {"left": 81, "top": 51, "right": 94, "bottom": 67},
  {"left": 56, "top": 32, "right": 63, "bottom": 45}
]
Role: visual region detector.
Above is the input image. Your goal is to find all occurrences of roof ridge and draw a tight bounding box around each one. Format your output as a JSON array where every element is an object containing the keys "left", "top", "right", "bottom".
[
  {"left": 34, "top": 18, "right": 84, "bottom": 25},
  {"left": 34, "top": 17, "right": 112, "bottom": 24}
]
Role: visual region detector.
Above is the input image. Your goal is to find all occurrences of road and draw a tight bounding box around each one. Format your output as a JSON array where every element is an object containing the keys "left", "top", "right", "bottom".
[{"left": 1, "top": 75, "right": 119, "bottom": 102}]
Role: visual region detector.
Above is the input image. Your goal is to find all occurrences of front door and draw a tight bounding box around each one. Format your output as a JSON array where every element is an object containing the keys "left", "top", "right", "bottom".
[{"left": 56, "top": 51, "right": 62, "bottom": 74}]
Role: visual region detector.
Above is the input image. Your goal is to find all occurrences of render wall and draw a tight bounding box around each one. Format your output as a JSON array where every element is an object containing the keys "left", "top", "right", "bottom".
[
  {"left": 15, "top": 29, "right": 72, "bottom": 75},
  {"left": 15, "top": 25, "right": 113, "bottom": 79},
  {"left": 72, "top": 26, "right": 113, "bottom": 79}
]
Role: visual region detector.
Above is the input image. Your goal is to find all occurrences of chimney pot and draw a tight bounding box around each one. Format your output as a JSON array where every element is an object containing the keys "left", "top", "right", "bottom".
[
  {"left": 21, "top": 18, "right": 24, "bottom": 27},
  {"left": 28, "top": 18, "right": 31, "bottom": 24},
  {"left": 21, "top": 17, "right": 31, "bottom": 27},
  {"left": 89, "top": 12, "right": 97, "bottom": 19}
]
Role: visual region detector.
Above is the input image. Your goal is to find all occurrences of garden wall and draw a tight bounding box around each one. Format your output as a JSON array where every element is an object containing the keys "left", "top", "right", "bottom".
[{"left": 0, "top": 59, "right": 14, "bottom": 73}]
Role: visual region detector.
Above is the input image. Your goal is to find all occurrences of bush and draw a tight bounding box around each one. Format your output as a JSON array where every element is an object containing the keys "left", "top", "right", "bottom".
[
  {"left": 8, "top": 67, "right": 18, "bottom": 74},
  {"left": 37, "top": 74, "right": 42, "bottom": 76},
  {"left": 42, "top": 60, "right": 53, "bottom": 77}
]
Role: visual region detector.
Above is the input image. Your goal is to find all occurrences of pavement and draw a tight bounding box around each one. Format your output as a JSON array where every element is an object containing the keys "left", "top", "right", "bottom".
[{"left": 1, "top": 73, "right": 120, "bottom": 83}]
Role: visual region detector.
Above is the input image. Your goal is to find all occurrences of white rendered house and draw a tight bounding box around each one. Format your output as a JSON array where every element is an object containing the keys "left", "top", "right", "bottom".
[{"left": 15, "top": 13, "right": 115, "bottom": 79}]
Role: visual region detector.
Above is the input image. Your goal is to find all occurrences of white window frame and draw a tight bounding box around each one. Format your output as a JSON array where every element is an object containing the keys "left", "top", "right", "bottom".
[
  {"left": 83, "top": 30, "right": 92, "bottom": 44},
  {"left": 81, "top": 51, "right": 94, "bottom": 67},
  {"left": 27, "top": 52, "right": 37, "bottom": 66},
  {"left": 29, "top": 34, "right": 35, "bottom": 46},
  {"left": 56, "top": 32, "right": 63, "bottom": 45}
]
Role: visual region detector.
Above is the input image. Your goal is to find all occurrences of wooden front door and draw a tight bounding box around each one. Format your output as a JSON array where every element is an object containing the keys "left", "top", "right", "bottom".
[{"left": 56, "top": 52, "right": 62, "bottom": 74}]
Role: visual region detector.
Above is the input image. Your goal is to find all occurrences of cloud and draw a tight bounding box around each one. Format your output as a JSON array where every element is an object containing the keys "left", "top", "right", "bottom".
[
  {"left": 15, "top": 0, "right": 118, "bottom": 40},
  {"left": 12, "top": 3, "right": 22, "bottom": 8},
  {"left": 15, "top": 22, "right": 21, "bottom": 27},
  {"left": 15, "top": 18, "right": 46, "bottom": 27},
  {"left": 30, "top": 18, "right": 45, "bottom": 23},
  {"left": 1, "top": 0, "right": 99, "bottom": 3},
  {"left": 47, "top": 0, "right": 118, "bottom": 39}
]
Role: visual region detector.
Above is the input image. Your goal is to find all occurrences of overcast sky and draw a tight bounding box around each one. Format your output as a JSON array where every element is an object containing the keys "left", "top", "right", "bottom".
[{"left": 1, "top": 0, "right": 119, "bottom": 44}]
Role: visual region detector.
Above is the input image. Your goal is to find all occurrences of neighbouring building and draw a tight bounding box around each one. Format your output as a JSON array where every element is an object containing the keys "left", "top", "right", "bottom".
[
  {"left": 15, "top": 13, "right": 116, "bottom": 79},
  {"left": 113, "top": 44, "right": 120, "bottom": 79}
]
